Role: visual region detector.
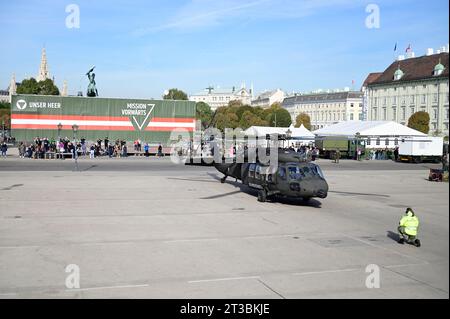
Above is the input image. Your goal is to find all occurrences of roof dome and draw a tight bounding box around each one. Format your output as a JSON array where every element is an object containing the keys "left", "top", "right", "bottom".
[
  {"left": 394, "top": 67, "right": 404, "bottom": 80},
  {"left": 435, "top": 63, "right": 445, "bottom": 71},
  {"left": 434, "top": 58, "right": 445, "bottom": 76}
]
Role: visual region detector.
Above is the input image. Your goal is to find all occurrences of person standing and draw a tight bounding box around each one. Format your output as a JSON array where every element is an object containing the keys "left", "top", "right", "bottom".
[
  {"left": 394, "top": 147, "right": 399, "bottom": 162},
  {"left": 334, "top": 149, "right": 340, "bottom": 164},
  {"left": 1, "top": 142, "right": 7, "bottom": 157}
]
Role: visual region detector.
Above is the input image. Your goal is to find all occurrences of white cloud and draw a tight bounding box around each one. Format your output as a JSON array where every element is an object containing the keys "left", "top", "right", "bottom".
[{"left": 132, "top": 0, "right": 363, "bottom": 36}]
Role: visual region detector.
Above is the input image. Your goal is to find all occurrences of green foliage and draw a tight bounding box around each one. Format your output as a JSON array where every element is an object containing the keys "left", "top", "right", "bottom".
[
  {"left": 163, "top": 88, "right": 188, "bottom": 100},
  {"left": 295, "top": 113, "right": 312, "bottom": 130},
  {"left": 236, "top": 104, "right": 253, "bottom": 119},
  {"left": 266, "top": 103, "right": 292, "bottom": 127},
  {"left": 0, "top": 102, "right": 11, "bottom": 109},
  {"left": 209, "top": 101, "right": 290, "bottom": 131},
  {"left": 407, "top": 111, "right": 430, "bottom": 134},
  {"left": 0, "top": 109, "right": 10, "bottom": 128},
  {"left": 239, "top": 110, "right": 267, "bottom": 130},
  {"left": 196, "top": 102, "right": 213, "bottom": 129},
  {"left": 16, "top": 78, "right": 59, "bottom": 95},
  {"left": 227, "top": 100, "right": 243, "bottom": 108}
]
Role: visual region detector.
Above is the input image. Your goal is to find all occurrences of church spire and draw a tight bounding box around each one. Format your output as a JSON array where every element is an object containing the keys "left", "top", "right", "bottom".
[
  {"left": 9, "top": 73, "right": 17, "bottom": 103},
  {"left": 37, "top": 46, "right": 50, "bottom": 82},
  {"left": 61, "top": 80, "right": 68, "bottom": 96}
]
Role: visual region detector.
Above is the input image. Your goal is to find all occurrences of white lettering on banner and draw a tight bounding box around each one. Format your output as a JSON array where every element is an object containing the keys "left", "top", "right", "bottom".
[
  {"left": 121, "top": 109, "right": 147, "bottom": 116},
  {"left": 27, "top": 102, "right": 61, "bottom": 109}
]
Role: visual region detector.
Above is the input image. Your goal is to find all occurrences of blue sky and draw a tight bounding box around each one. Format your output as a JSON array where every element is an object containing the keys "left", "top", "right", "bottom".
[{"left": 0, "top": 0, "right": 448, "bottom": 99}]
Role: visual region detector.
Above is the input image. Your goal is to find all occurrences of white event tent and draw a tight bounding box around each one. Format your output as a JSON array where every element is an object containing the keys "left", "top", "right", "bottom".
[{"left": 313, "top": 121, "right": 427, "bottom": 149}]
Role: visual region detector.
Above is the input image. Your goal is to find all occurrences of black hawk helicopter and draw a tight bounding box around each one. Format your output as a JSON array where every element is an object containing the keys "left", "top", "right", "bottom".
[{"left": 214, "top": 143, "right": 328, "bottom": 203}]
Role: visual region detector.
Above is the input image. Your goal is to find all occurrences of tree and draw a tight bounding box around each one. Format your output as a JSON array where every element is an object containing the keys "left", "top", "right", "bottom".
[
  {"left": 265, "top": 103, "right": 291, "bottom": 127},
  {"left": 0, "top": 102, "right": 10, "bottom": 110},
  {"left": 16, "top": 78, "right": 59, "bottom": 95},
  {"left": 163, "top": 88, "right": 188, "bottom": 100},
  {"left": 215, "top": 112, "right": 239, "bottom": 131},
  {"left": 236, "top": 104, "right": 253, "bottom": 119},
  {"left": 0, "top": 109, "right": 10, "bottom": 129},
  {"left": 239, "top": 110, "right": 268, "bottom": 130},
  {"left": 196, "top": 102, "right": 213, "bottom": 129},
  {"left": 295, "top": 113, "right": 312, "bottom": 130},
  {"left": 407, "top": 111, "right": 430, "bottom": 134}
]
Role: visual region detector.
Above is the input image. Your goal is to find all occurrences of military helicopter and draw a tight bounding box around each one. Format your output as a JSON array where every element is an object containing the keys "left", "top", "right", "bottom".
[{"left": 213, "top": 137, "right": 329, "bottom": 203}]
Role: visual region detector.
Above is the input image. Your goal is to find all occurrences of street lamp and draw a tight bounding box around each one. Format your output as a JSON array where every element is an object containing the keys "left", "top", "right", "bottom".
[
  {"left": 57, "top": 123, "right": 62, "bottom": 150},
  {"left": 72, "top": 124, "right": 79, "bottom": 171},
  {"left": 286, "top": 128, "right": 292, "bottom": 149},
  {"left": 355, "top": 132, "right": 361, "bottom": 160}
]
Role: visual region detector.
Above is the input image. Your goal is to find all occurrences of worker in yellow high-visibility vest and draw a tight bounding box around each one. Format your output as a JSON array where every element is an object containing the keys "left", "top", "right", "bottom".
[{"left": 398, "top": 208, "right": 421, "bottom": 247}]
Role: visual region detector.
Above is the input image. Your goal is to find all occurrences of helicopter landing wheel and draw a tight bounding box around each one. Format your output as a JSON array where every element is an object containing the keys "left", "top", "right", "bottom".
[
  {"left": 257, "top": 190, "right": 267, "bottom": 202},
  {"left": 220, "top": 176, "right": 227, "bottom": 183}
]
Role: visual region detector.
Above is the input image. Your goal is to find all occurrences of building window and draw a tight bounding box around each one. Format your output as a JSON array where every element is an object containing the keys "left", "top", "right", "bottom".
[
  {"left": 383, "top": 108, "right": 387, "bottom": 120},
  {"left": 446, "top": 108, "right": 449, "bottom": 120},
  {"left": 358, "top": 112, "right": 363, "bottom": 120},
  {"left": 367, "top": 138, "right": 371, "bottom": 145},
  {"left": 372, "top": 108, "right": 377, "bottom": 120},
  {"left": 394, "top": 138, "right": 399, "bottom": 145},
  {"left": 351, "top": 103, "right": 354, "bottom": 108},
  {"left": 401, "top": 107, "right": 406, "bottom": 120},
  {"left": 432, "top": 122, "right": 437, "bottom": 130},
  {"left": 393, "top": 96, "right": 397, "bottom": 105},
  {"left": 392, "top": 107, "right": 397, "bottom": 120},
  {"left": 410, "top": 107, "right": 415, "bottom": 115},
  {"left": 433, "top": 108, "right": 438, "bottom": 119},
  {"left": 421, "top": 94, "right": 426, "bottom": 104},
  {"left": 385, "top": 138, "right": 389, "bottom": 146},
  {"left": 444, "top": 123, "right": 449, "bottom": 130},
  {"left": 433, "top": 93, "right": 438, "bottom": 103},
  {"left": 401, "top": 96, "right": 406, "bottom": 105},
  {"left": 410, "top": 95, "right": 415, "bottom": 105},
  {"left": 383, "top": 97, "right": 387, "bottom": 105},
  {"left": 350, "top": 113, "right": 354, "bottom": 120},
  {"left": 376, "top": 138, "right": 380, "bottom": 145}
]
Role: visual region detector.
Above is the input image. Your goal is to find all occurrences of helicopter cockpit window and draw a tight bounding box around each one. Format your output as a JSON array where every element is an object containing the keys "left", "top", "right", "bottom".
[
  {"left": 249, "top": 163, "right": 256, "bottom": 178},
  {"left": 288, "top": 166, "right": 303, "bottom": 180},
  {"left": 278, "top": 167, "right": 287, "bottom": 180},
  {"left": 255, "top": 165, "right": 261, "bottom": 179},
  {"left": 311, "top": 165, "right": 325, "bottom": 179}
]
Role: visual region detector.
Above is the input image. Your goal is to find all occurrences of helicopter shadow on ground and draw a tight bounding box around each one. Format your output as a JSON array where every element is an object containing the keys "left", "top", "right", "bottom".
[{"left": 205, "top": 172, "right": 323, "bottom": 208}]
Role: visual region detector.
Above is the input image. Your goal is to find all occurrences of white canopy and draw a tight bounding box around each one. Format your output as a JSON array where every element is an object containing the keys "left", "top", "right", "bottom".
[
  {"left": 313, "top": 121, "right": 426, "bottom": 137},
  {"left": 244, "top": 125, "right": 314, "bottom": 139},
  {"left": 288, "top": 124, "right": 315, "bottom": 138},
  {"left": 244, "top": 126, "right": 289, "bottom": 137}
]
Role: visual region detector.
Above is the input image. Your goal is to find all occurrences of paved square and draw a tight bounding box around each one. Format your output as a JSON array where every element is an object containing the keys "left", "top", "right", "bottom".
[{"left": 0, "top": 158, "right": 448, "bottom": 298}]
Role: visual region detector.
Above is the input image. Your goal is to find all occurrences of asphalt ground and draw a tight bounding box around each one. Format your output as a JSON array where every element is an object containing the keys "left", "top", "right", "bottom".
[{"left": 0, "top": 156, "right": 448, "bottom": 298}]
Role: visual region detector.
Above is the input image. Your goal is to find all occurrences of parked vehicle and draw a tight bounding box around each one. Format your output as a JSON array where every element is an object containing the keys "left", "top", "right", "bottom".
[
  {"left": 398, "top": 136, "right": 444, "bottom": 163},
  {"left": 315, "top": 138, "right": 366, "bottom": 159}
]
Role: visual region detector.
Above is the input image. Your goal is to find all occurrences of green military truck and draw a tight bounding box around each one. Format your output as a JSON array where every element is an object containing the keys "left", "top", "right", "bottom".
[{"left": 315, "top": 138, "right": 366, "bottom": 159}]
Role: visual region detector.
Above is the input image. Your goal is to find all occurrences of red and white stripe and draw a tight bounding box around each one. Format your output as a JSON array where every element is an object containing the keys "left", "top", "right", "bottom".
[{"left": 11, "top": 114, "right": 196, "bottom": 132}]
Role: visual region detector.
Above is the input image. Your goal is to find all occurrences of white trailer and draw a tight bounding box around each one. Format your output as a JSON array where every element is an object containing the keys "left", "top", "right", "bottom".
[{"left": 398, "top": 136, "right": 444, "bottom": 163}]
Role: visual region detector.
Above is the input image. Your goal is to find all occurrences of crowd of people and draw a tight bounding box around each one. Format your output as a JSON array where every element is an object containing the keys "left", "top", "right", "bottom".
[
  {"left": 288, "top": 144, "right": 320, "bottom": 161},
  {"left": 367, "top": 148, "right": 397, "bottom": 161},
  {"left": 11, "top": 136, "right": 166, "bottom": 159}
]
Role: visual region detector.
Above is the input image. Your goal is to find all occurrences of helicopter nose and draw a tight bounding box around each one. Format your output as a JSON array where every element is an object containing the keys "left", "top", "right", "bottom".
[{"left": 315, "top": 180, "right": 329, "bottom": 198}]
